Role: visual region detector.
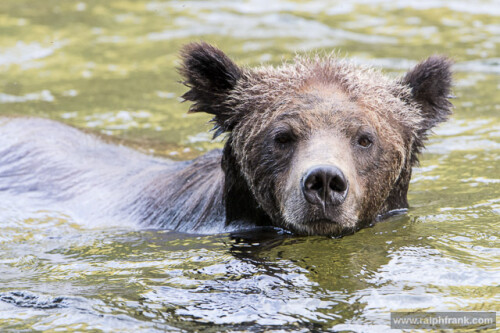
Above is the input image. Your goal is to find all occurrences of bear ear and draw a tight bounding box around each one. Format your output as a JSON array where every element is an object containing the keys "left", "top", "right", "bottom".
[
  {"left": 179, "top": 42, "right": 243, "bottom": 137},
  {"left": 402, "top": 55, "right": 454, "bottom": 132}
]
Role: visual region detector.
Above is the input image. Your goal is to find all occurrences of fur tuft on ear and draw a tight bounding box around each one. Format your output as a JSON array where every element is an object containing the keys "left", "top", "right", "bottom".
[
  {"left": 403, "top": 55, "right": 454, "bottom": 131},
  {"left": 179, "top": 42, "right": 242, "bottom": 137}
]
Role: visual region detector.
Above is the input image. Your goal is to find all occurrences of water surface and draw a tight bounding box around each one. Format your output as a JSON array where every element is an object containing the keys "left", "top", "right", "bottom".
[{"left": 0, "top": 0, "right": 499, "bottom": 331}]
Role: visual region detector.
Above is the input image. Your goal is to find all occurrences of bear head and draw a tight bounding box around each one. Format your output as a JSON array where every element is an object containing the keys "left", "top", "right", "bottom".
[{"left": 179, "top": 42, "right": 453, "bottom": 236}]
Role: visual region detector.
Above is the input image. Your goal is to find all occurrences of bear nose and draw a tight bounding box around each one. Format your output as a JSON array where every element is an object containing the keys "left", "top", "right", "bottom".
[{"left": 301, "top": 165, "right": 348, "bottom": 207}]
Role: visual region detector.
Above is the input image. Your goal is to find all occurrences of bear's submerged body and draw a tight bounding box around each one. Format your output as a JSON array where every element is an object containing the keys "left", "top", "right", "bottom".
[
  {"left": 0, "top": 43, "right": 453, "bottom": 236},
  {"left": 0, "top": 117, "right": 239, "bottom": 233}
]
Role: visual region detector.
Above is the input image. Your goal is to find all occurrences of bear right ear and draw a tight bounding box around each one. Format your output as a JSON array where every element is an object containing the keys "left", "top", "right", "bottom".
[
  {"left": 179, "top": 42, "right": 243, "bottom": 137},
  {"left": 402, "top": 55, "right": 454, "bottom": 133}
]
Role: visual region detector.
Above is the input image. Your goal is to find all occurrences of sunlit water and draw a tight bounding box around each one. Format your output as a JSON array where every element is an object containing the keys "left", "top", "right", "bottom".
[{"left": 0, "top": 0, "right": 499, "bottom": 331}]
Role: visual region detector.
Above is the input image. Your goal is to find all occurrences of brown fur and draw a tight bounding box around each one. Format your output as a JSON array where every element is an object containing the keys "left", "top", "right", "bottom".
[
  {"left": 0, "top": 43, "right": 453, "bottom": 236},
  {"left": 180, "top": 42, "right": 453, "bottom": 235}
]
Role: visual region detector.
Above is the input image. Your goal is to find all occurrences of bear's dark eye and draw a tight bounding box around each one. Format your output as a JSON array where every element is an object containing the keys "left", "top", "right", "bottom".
[
  {"left": 274, "top": 131, "right": 295, "bottom": 147},
  {"left": 357, "top": 135, "right": 373, "bottom": 148}
]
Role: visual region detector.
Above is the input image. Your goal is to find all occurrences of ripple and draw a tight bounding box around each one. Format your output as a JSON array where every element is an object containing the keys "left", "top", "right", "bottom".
[
  {"left": 0, "top": 41, "right": 64, "bottom": 68},
  {"left": 0, "top": 90, "right": 55, "bottom": 103},
  {"left": 455, "top": 58, "right": 500, "bottom": 74},
  {"left": 0, "top": 291, "right": 66, "bottom": 309},
  {"left": 369, "top": 246, "right": 500, "bottom": 287},
  {"left": 147, "top": 12, "right": 395, "bottom": 45}
]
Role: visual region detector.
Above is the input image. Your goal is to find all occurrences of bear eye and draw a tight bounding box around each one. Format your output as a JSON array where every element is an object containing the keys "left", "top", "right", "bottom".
[
  {"left": 357, "top": 135, "right": 373, "bottom": 148},
  {"left": 274, "top": 131, "right": 295, "bottom": 147}
]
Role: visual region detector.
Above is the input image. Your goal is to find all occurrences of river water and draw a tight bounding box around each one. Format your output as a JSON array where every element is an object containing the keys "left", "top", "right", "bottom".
[{"left": 0, "top": 0, "right": 499, "bottom": 331}]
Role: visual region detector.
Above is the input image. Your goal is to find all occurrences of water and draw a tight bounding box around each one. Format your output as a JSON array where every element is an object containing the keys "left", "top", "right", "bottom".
[{"left": 0, "top": 0, "right": 499, "bottom": 331}]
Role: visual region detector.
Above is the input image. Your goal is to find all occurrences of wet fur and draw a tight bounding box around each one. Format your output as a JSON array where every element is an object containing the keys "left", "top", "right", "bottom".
[
  {"left": 0, "top": 118, "right": 230, "bottom": 233},
  {"left": 180, "top": 43, "right": 453, "bottom": 235},
  {"left": 0, "top": 43, "right": 453, "bottom": 235}
]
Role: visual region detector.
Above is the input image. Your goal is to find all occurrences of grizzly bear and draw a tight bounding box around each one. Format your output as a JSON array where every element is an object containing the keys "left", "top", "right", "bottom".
[{"left": 0, "top": 42, "right": 453, "bottom": 236}]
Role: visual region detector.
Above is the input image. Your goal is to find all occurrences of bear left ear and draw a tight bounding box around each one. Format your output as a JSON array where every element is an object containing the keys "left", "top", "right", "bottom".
[
  {"left": 402, "top": 55, "right": 454, "bottom": 133},
  {"left": 179, "top": 42, "right": 243, "bottom": 137}
]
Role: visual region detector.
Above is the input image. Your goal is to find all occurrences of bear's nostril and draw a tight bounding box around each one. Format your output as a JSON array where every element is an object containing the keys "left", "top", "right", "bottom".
[
  {"left": 330, "top": 175, "right": 347, "bottom": 192},
  {"left": 308, "top": 176, "right": 323, "bottom": 192},
  {"left": 302, "top": 165, "right": 348, "bottom": 207}
]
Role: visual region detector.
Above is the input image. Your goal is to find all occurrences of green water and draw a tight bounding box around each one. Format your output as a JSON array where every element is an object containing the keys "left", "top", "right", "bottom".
[{"left": 0, "top": 0, "right": 499, "bottom": 331}]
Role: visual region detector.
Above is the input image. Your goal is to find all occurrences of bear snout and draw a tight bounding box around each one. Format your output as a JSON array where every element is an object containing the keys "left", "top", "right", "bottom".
[{"left": 301, "top": 165, "right": 349, "bottom": 208}]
